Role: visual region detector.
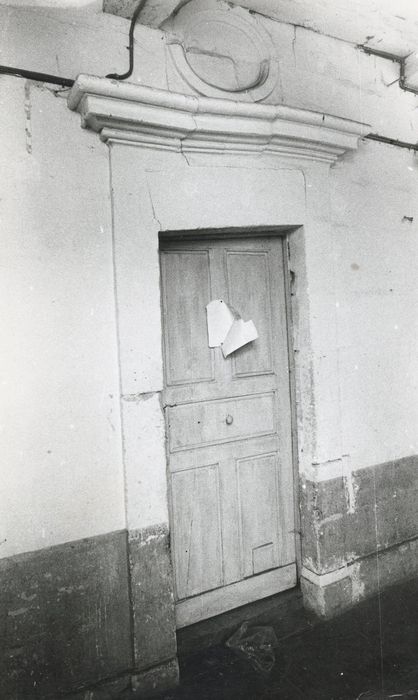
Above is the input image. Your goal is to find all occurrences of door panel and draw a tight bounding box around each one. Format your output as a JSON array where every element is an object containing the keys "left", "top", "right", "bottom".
[
  {"left": 161, "top": 249, "right": 214, "bottom": 385},
  {"left": 171, "top": 464, "right": 223, "bottom": 599},
  {"left": 226, "top": 250, "right": 274, "bottom": 376},
  {"left": 237, "top": 453, "right": 280, "bottom": 577},
  {"left": 168, "top": 392, "right": 275, "bottom": 451},
  {"left": 160, "top": 236, "right": 296, "bottom": 628}
]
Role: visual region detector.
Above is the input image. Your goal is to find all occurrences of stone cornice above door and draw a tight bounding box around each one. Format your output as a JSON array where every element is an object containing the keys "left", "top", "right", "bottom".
[{"left": 68, "top": 74, "right": 369, "bottom": 163}]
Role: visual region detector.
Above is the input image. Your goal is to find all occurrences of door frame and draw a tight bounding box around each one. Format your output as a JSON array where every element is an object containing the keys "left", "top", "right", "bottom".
[
  {"left": 69, "top": 75, "right": 367, "bottom": 681},
  {"left": 104, "top": 143, "right": 349, "bottom": 674},
  {"left": 159, "top": 227, "right": 302, "bottom": 617}
]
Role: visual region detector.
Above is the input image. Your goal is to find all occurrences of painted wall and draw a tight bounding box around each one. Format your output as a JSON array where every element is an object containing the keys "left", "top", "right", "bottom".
[
  {"left": 0, "top": 74, "right": 127, "bottom": 557},
  {"left": 267, "top": 16, "right": 418, "bottom": 475},
  {"left": 0, "top": 6, "right": 167, "bottom": 559},
  {"left": 2, "top": 3, "right": 418, "bottom": 696},
  {"left": 333, "top": 141, "right": 418, "bottom": 472},
  {"left": 1, "top": 0, "right": 417, "bottom": 563}
]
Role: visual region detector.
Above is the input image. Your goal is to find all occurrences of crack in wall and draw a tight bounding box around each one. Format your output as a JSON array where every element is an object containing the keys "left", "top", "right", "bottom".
[
  {"left": 145, "top": 179, "right": 163, "bottom": 229},
  {"left": 24, "top": 81, "right": 32, "bottom": 155}
]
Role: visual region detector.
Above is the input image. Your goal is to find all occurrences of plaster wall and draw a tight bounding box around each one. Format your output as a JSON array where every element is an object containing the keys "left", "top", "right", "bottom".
[
  {"left": 1, "top": 0, "right": 417, "bottom": 561},
  {"left": 332, "top": 141, "right": 418, "bottom": 473},
  {"left": 290, "top": 139, "right": 418, "bottom": 480},
  {"left": 2, "top": 5, "right": 418, "bottom": 141},
  {"left": 0, "top": 6, "right": 167, "bottom": 89},
  {"left": 2, "top": 4, "right": 418, "bottom": 696},
  {"left": 231, "top": 0, "right": 418, "bottom": 55},
  {"left": 264, "top": 21, "right": 418, "bottom": 142},
  {"left": 162, "top": 11, "right": 418, "bottom": 143},
  {"left": 0, "top": 76, "right": 125, "bottom": 558},
  {"left": 0, "top": 7, "right": 168, "bottom": 559}
]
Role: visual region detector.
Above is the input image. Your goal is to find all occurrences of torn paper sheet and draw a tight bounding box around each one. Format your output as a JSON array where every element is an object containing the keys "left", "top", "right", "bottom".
[
  {"left": 206, "top": 299, "right": 258, "bottom": 357},
  {"left": 222, "top": 318, "right": 258, "bottom": 357}
]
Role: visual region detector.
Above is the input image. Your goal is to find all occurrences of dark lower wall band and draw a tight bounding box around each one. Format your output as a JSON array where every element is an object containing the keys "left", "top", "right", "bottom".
[
  {"left": 0, "top": 524, "right": 178, "bottom": 699},
  {"left": 128, "top": 523, "right": 177, "bottom": 671},
  {"left": 300, "top": 455, "right": 418, "bottom": 616},
  {"left": 2, "top": 455, "right": 418, "bottom": 697},
  {"left": 301, "top": 455, "right": 418, "bottom": 575},
  {"left": 0, "top": 531, "right": 132, "bottom": 699}
]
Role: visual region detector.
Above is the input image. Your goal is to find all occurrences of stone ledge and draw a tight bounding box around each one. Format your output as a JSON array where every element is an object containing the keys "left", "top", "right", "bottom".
[{"left": 68, "top": 74, "right": 369, "bottom": 162}]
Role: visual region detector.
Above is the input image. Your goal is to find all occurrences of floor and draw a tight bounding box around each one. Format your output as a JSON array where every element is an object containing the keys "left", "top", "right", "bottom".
[{"left": 151, "top": 576, "right": 418, "bottom": 700}]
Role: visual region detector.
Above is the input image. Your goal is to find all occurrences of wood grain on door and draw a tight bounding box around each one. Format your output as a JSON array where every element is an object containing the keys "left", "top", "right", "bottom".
[{"left": 160, "top": 236, "right": 296, "bottom": 628}]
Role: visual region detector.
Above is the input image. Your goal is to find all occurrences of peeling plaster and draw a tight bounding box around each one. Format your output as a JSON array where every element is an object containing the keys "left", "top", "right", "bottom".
[
  {"left": 24, "top": 82, "right": 32, "bottom": 154},
  {"left": 343, "top": 454, "right": 358, "bottom": 514},
  {"left": 121, "top": 391, "right": 159, "bottom": 402},
  {"left": 350, "top": 561, "right": 365, "bottom": 602}
]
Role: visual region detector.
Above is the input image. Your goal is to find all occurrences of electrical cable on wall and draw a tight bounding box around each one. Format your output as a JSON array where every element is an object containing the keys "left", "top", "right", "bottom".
[
  {"left": 106, "top": 0, "right": 147, "bottom": 81},
  {"left": 0, "top": 0, "right": 146, "bottom": 87},
  {"left": 0, "top": 8, "right": 418, "bottom": 154},
  {"left": 0, "top": 64, "right": 74, "bottom": 88}
]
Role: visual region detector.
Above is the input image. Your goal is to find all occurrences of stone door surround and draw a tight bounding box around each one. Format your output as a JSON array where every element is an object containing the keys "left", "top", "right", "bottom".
[{"left": 68, "top": 75, "right": 367, "bottom": 692}]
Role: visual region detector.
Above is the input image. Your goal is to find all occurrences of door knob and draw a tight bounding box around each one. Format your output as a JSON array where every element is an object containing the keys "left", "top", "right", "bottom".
[{"left": 225, "top": 414, "right": 234, "bottom": 425}]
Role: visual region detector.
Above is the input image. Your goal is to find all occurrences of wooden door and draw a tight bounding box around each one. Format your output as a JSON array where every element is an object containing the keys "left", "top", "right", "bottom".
[{"left": 160, "top": 235, "right": 296, "bottom": 628}]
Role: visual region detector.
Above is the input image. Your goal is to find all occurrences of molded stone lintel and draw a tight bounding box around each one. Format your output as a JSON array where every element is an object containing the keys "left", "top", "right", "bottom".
[{"left": 68, "top": 74, "right": 369, "bottom": 163}]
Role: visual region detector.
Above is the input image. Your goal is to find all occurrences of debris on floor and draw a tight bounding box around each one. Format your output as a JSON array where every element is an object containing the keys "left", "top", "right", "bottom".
[
  {"left": 225, "top": 621, "right": 278, "bottom": 674},
  {"left": 151, "top": 577, "right": 418, "bottom": 700}
]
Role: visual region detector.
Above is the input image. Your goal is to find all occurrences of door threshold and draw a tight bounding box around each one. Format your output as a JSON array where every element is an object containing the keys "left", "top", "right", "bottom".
[
  {"left": 176, "top": 563, "right": 296, "bottom": 629},
  {"left": 177, "top": 584, "right": 311, "bottom": 658}
]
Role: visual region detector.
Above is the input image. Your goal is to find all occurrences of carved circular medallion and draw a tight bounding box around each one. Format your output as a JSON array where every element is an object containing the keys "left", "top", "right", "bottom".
[{"left": 166, "top": 0, "right": 278, "bottom": 102}]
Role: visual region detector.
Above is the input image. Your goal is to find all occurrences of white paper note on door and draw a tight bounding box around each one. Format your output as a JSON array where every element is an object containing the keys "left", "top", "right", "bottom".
[
  {"left": 206, "top": 299, "right": 236, "bottom": 347},
  {"left": 206, "top": 299, "right": 258, "bottom": 356}
]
